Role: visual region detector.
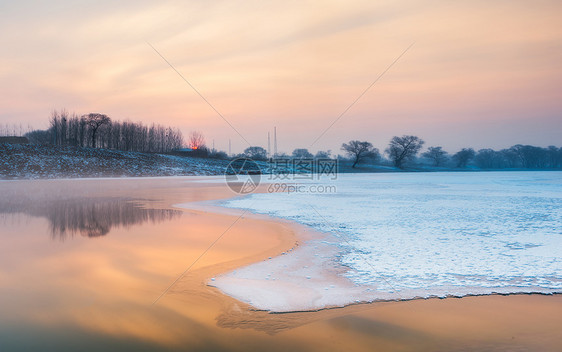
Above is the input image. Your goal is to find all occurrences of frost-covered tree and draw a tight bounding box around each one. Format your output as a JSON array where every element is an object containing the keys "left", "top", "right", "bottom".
[
  {"left": 453, "top": 148, "right": 475, "bottom": 168},
  {"left": 422, "top": 146, "right": 448, "bottom": 167},
  {"left": 385, "top": 135, "right": 424, "bottom": 168},
  {"left": 475, "top": 149, "right": 505, "bottom": 169},
  {"left": 509, "top": 144, "right": 549, "bottom": 169},
  {"left": 292, "top": 148, "right": 313, "bottom": 159},
  {"left": 315, "top": 150, "right": 331, "bottom": 159},
  {"left": 243, "top": 146, "right": 267, "bottom": 160},
  {"left": 547, "top": 146, "right": 562, "bottom": 168},
  {"left": 341, "top": 140, "right": 379, "bottom": 168}
]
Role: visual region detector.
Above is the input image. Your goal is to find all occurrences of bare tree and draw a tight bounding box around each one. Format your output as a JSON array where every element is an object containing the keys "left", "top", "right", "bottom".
[
  {"left": 84, "top": 113, "right": 111, "bottom": 148},
  {"left": 475, "top": 149, "right": 505, "bottom": 169},
  {"left": 500, "top": 148, "right": 519, "bottom": 168},
  {"left": 24, "top": 130, "right": 51, "bottom": 144},
  {"left": 547, "top": 146, "right": 562, "bottom": 168},
  {"left": 385, "top": 135, "right": 424, "bottom": 168},
  {"left": 315, "top": 150, "right": 331, "bottom": 159},
  {"left": 422, "top": 146, "right": 448, "bottom": 167},
  {"left": 60, "top": 109, "right": 68, "bottom": 145},
  {"left": 453, "top": 148, "right": 475, "bottom": 168},
  {"left": 509, "top": 144, "right": 549, "bottom": 168},
  {"left": 292, "top": 148, "right": 313, "bottom": 159},
  {"left": 39, "top": 109, "right": 183, "bottom": 152},
  {"left": 341, "top": 140, "right": 379, "bottom": 168},
  {"left": 243, "top": 146, "right": 267, "bottom": 160},
  {"left": 189, "top": 131, "right": 206, "bottom": 150}
]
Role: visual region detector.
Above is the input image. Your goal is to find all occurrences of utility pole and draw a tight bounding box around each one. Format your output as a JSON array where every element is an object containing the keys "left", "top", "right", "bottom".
[
  {"left": 267, "top": 131, "right": 271, "bottom": 158},
  {"left": 229, "top": 139, "right": 231, "bottom": 156},
  {"left": 273, "top": 126, "right": 277, "bottom": 157}
]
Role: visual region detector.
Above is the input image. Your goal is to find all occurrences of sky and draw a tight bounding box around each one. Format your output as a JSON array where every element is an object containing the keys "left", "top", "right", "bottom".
[{"left": 1, "top": 0, "right": 561, "bottom": 155}]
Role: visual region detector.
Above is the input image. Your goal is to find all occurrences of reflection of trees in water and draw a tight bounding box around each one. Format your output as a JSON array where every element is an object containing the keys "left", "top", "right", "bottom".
[
  {"left": 0, "top": 197, "right": 182, "bottom": 241},
  {"left": 46, "top": 199, "right": 182, "bottom": 240}
]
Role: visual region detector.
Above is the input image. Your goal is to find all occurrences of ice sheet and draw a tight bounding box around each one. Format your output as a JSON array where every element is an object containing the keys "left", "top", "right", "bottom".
[{"left": 213, "top": 172, "right": 562, "bottom": 311}]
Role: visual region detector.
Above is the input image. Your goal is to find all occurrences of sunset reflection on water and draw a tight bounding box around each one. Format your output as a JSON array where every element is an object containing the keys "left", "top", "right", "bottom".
[{"left": 0, "top": 178, "right": 560, "bottom": 351}]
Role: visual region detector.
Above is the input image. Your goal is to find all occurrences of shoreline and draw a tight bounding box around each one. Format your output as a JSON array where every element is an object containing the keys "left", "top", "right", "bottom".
[
  {"left": 170, "top": 182, "right": 562, "bottom": 350},
  {"left": 177, "top": 201, "right": 355, "bottom": 312},
  {"left": 175, "top": 181, "right": 562, "bottom": 313},
  {"left": 169, "top": 181, "right": 561, "bottom": 350},
  {"left": 2, "top": 176, "right": 561, "bottom": 350},
  {"left": 6, "top": 176, "right": 557, "bottom": 315}
]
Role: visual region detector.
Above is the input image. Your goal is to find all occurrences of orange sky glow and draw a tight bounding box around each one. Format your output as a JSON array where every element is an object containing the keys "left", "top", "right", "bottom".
[{"left": 1, "top": 0, "right": 561, "bottom": 154}]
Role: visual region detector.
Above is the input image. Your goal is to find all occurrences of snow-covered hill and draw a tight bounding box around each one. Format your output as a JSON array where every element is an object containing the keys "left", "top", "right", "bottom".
[{"left": 0, "top": 144, "right": 231, "bottom": 179}]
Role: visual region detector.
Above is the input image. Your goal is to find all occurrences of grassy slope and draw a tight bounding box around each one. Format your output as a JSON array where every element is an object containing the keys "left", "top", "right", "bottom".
[{"left": 0, "top": 144, "right": 231, "bottom": 179}]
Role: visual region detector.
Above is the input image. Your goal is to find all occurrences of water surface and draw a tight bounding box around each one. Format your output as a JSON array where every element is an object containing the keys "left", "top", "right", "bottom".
[{"left": 0, "top": 177, "right": 560, "bottom": 351}]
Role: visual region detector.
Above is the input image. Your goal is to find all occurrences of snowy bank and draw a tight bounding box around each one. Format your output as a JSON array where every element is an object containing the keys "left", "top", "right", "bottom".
[{"left": 0, "top": 144, "right": 230, "bottom": 178}]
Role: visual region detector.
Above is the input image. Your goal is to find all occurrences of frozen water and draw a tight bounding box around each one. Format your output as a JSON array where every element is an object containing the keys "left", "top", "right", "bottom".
[{"left": 217, "top": 172, "right": 562, "bottom": 310}]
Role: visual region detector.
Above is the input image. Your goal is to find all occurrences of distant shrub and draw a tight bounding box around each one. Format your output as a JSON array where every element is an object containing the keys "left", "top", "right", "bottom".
[
  {"left": 188, "top": 147, "right": 210, "bottom": 158},
  {"left": 209, "top": 150, "right": 229, "bottom": 159}
]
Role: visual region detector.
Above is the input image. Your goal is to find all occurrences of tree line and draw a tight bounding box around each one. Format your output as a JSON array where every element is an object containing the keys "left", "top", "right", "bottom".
[
  {"left": 26, "top": 110, "right": 184, "bottom": 153},
  {"left": 340, "top": 135, "right": 562, "bottom": 169},
  {"left": 21, "top": 112, "right": 561, "bottom": 170},
  {"left": 235, "top": 146, "right": 331, "bottom": 161},
  {"left": 231, "top": 137, "right": 561, "bottom": 170},
  {"left": 0, "top": 124, "right": 32, "bottom": 137}
]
